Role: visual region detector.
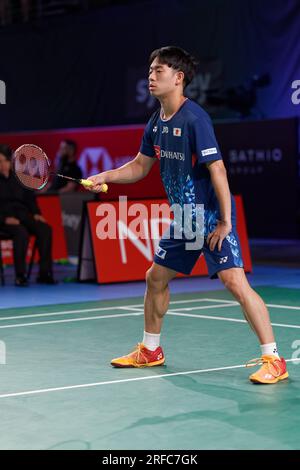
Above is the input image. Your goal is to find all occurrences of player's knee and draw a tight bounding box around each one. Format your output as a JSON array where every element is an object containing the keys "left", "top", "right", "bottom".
[
  {"left": 223, "top": 278, "right": 247, "bottom": 304},
  {"left": 146, "top": 267, "right": 167, "bottom": 293}
]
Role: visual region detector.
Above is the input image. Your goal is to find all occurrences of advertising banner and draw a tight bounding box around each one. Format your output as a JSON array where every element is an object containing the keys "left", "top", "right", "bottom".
[{"left": 78, "top": 195, "right": 252, "bottom": 283}]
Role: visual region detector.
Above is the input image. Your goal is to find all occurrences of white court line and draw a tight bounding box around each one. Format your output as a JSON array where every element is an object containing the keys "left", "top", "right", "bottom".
[
  {"left": 205, "top": 297, "right": 300, "bottom": 311},
  {"left": 0, "top": 358, "right": 299, "bottom": 400},
  {"left": 1, "top": 308, "right": 300, "bottom": 330},
  {"left": 0, "top": 305, "right": 143, "bottom": 322},
  {"left": 1, "top": 297, "right": 299, "bottom": 322},
  {"left": 0, "top": 312, "right": 144, "bottom": 329},
  {"left": 167, "top": 311, "right": 300, "bottom": 329},
  {"left": 120, "top": 304, "right": 236, "bottom": 312},
  {"left": 0, "top": 298, "right": 219, "bottom": 322}
]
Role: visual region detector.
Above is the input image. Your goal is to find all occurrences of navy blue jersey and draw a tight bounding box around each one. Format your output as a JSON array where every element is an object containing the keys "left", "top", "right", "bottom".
[{"left": 140, "top": 99, "right": 236, "bottom": 234}]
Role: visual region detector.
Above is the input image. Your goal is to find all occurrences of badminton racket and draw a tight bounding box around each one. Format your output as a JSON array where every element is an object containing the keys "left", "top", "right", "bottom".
[{"left": 12, "top": 144, "right": 108, "bottom": 192}]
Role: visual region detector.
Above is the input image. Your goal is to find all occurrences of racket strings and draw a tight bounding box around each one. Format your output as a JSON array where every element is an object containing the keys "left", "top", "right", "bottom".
[{"left": 13, "top": 145, "right": 50, "bottom": 190}]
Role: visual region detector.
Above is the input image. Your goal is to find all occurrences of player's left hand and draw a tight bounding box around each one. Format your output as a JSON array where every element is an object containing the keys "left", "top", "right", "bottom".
[
  {"left": 34, "top": 214, "right": 47, "bottom": 223},
  {"left": 207, "top": 220, "right": 232, "bottom": 251}
]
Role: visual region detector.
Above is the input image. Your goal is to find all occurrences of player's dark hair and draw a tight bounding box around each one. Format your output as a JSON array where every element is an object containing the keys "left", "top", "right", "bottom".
[
  {"left": 0, "top": 143, "right": 12, "bottom": 161},
  {"left": 63, "top": 139, "right": 77, "bottom": 155},
  {"left": 149, "top": 46, "right": 198, "bottom": 88}
]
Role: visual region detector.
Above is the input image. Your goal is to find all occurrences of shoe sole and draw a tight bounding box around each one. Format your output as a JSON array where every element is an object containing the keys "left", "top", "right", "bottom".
[
  {"left": 250, "top": 371, "right": 289, "bottom": 384},
  {"left": 111, "top": 359, "right": 165, "bottom": 368}
]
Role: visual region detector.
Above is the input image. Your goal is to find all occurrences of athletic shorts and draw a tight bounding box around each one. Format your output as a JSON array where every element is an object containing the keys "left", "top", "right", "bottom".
[{"left": 153, "top": 225, "right": 244, "bottom": 279}]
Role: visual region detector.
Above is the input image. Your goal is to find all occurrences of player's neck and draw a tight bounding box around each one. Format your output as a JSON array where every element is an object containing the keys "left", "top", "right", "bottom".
[{"left": 160, "top": 94, "right": 187, "bottom": 121}]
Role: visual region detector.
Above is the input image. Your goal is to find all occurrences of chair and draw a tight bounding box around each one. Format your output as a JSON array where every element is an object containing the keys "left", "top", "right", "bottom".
[{"left": 0, "top": 232, "right": 37, "bottom": 286}]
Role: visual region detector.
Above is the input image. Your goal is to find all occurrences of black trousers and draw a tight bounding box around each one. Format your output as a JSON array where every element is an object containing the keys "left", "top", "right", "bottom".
[{"left": 0, "top": 218, "right": 53, "bottom": 277}]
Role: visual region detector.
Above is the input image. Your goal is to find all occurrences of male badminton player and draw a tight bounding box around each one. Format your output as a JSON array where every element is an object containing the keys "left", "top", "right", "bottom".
[{"left": 88, "top": 46, "right": 288, "bottom": 384}]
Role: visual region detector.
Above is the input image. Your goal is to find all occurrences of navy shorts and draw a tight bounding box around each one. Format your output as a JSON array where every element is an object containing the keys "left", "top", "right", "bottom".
[{"left": 154, "top": 226, "right": 244, "bottom": 279}]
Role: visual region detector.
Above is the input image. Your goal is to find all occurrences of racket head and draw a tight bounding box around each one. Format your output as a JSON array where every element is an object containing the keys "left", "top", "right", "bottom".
[{"left": 12, "top": 144, "right": 50, "bottom": 190}]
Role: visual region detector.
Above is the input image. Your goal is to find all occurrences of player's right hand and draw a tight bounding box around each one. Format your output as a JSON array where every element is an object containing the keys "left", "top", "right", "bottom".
[
  {"left": 87, "top": 174, "right": 107, "bottom": 193},
  {"left": 5, "top": 217, "right": 20, "bottom": 225}
]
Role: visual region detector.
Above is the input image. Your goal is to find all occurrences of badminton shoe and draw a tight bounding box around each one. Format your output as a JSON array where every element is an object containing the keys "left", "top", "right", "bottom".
[
  {"left": 247, "top": 355, "right": 288, "bottom": 384},
  {"left": 111, "top": 343, "right": 165, "bottom": 368}
]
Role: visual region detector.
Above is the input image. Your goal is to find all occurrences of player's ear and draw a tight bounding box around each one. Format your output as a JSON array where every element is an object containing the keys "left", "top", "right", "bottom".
[{"left": 175, "top": 71, "right": 184, "bottom": 86}]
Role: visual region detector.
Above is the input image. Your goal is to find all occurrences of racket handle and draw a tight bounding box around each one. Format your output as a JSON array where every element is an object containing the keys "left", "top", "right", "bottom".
[{"left": 80, "top": 179, "right": 108, "bottom": 193}]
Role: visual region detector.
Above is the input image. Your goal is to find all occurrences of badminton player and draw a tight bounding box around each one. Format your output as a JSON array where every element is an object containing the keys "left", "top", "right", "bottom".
[{"left": 88, "top": 46, "right": 288, "bottom": 384}]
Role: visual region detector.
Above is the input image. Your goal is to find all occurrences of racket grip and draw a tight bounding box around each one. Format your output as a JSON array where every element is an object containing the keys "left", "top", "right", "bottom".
[{"left": 80, "top": 179, "right": 94, "bottom": 188}]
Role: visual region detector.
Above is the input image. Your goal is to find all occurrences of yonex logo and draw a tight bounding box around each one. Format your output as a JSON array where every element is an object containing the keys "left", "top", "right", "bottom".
[
  {"left": 0, "top": 80, "right": 6, "bottom": 104},
  {"left": 219, "top": 256, "right": 228, "bottom": 264},
  {"left": 153, "top": 126, "right": 158, "bottom": 133},
  {"left": 157, "top": 353, "right": 163, "bottom": 360}
]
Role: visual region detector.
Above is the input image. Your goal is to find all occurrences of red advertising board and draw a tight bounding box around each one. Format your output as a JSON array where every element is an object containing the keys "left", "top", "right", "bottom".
[{"left": 84, "top": 195, "right": 252, "bottom": 283}]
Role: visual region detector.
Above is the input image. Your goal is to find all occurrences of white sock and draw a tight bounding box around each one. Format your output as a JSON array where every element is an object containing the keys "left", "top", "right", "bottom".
[
  {"left": 260, "top": 342, "right": 279, "bottom": 358},
  {"left": 143, "top": 331, "right": 160, "bottom": 351}
]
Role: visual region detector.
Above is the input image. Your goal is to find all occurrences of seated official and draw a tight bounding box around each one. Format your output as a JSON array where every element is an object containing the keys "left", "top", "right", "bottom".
[
  {"left": 0, "top": 144, "right": 56, "bottom": 286},
  {"left": 48, "top": 139, "right": 82, "bottom": 193}
]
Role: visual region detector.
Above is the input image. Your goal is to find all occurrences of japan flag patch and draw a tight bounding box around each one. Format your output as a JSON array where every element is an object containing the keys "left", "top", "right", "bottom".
[{"left": 173, "top": 128, "right": 182, "bottom": 137}]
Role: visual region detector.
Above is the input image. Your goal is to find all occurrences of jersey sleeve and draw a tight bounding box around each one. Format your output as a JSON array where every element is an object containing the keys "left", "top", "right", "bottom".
[
  {"left": 139, "top": 119, "right": 156, "bottom": 158},
  {"left": 190, "top": 114, "right": 222, "bottom": 164}
]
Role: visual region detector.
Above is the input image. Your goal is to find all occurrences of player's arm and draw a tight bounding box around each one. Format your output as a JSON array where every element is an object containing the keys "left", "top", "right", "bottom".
[
  {"left": 87, "top": 152, "right": 156, "bottom": 193},
  {"left": 206, "top": 159, "right": 232, "bottom": 250}
]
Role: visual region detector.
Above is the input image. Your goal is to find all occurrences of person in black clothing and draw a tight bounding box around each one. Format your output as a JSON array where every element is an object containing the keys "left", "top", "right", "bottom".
[
  {"left": 0, "top": 144, "right": 56, "bottom": 286},
  {"left": 48, "top": 139, "right": 82, "bottom": 193}
]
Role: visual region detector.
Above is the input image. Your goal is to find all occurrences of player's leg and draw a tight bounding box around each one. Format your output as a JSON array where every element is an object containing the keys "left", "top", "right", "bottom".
[
  {"left": 203, "top": 226, "right": 288, "bottom": 383},
  {"left": 144, "top": 262, "right": 178, "bottom": 334},
  {"left": 111, "top": 226, "right": 200, "bottom": 368},
  {"left": 111, "top": 263, "right": 177, "bottom": 368},
  {"left": 217, "top": 267, "right": 288, "bottom": 383},
  {"left": 218, "top": 267, "right": 275, "bottom": 344}
]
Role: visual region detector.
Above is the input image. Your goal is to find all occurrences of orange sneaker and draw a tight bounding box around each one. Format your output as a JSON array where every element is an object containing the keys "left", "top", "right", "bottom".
[
  {"left": 111, "top": 343, "right": 165, "bottom": 368},
  {"left": 247, "top": 355, "right": 289, "bottom": 384}
]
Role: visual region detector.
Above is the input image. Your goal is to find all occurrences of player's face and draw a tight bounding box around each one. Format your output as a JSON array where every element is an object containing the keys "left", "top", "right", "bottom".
[{"left": 148, "top": 58, "right": 181, "bottom": 98}]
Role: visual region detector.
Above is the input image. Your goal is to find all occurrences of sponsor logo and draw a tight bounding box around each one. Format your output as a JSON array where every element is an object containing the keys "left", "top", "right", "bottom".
[
  {"left": 219, "top": 256, "right": 228, "bottom": 264},
  {"left": 201, "top": 147, "right": 217, "bottom": 156},
  {"left": 228, "top": 148, "right": 283, "bottom": 176},
  {"left": 155, "top": 247, "right": 167, "bottom": 259},
  {"left": 153, "top": 126, "right": 158, "bottom": 133},
  {"left": 173, "top": 127, "right": 182, "bottom": 137},
  {"left": 229, "top": 148, "right": 282, "bottom": 163},
  {"left": 154, "top": 145, "right": 161, "bottom": 159},
  {"left": 160, "top": 149, "right": 185, "bottom": 161},
  {"left": 162, "top": 126, "right": 169, "bottom": 134}
]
